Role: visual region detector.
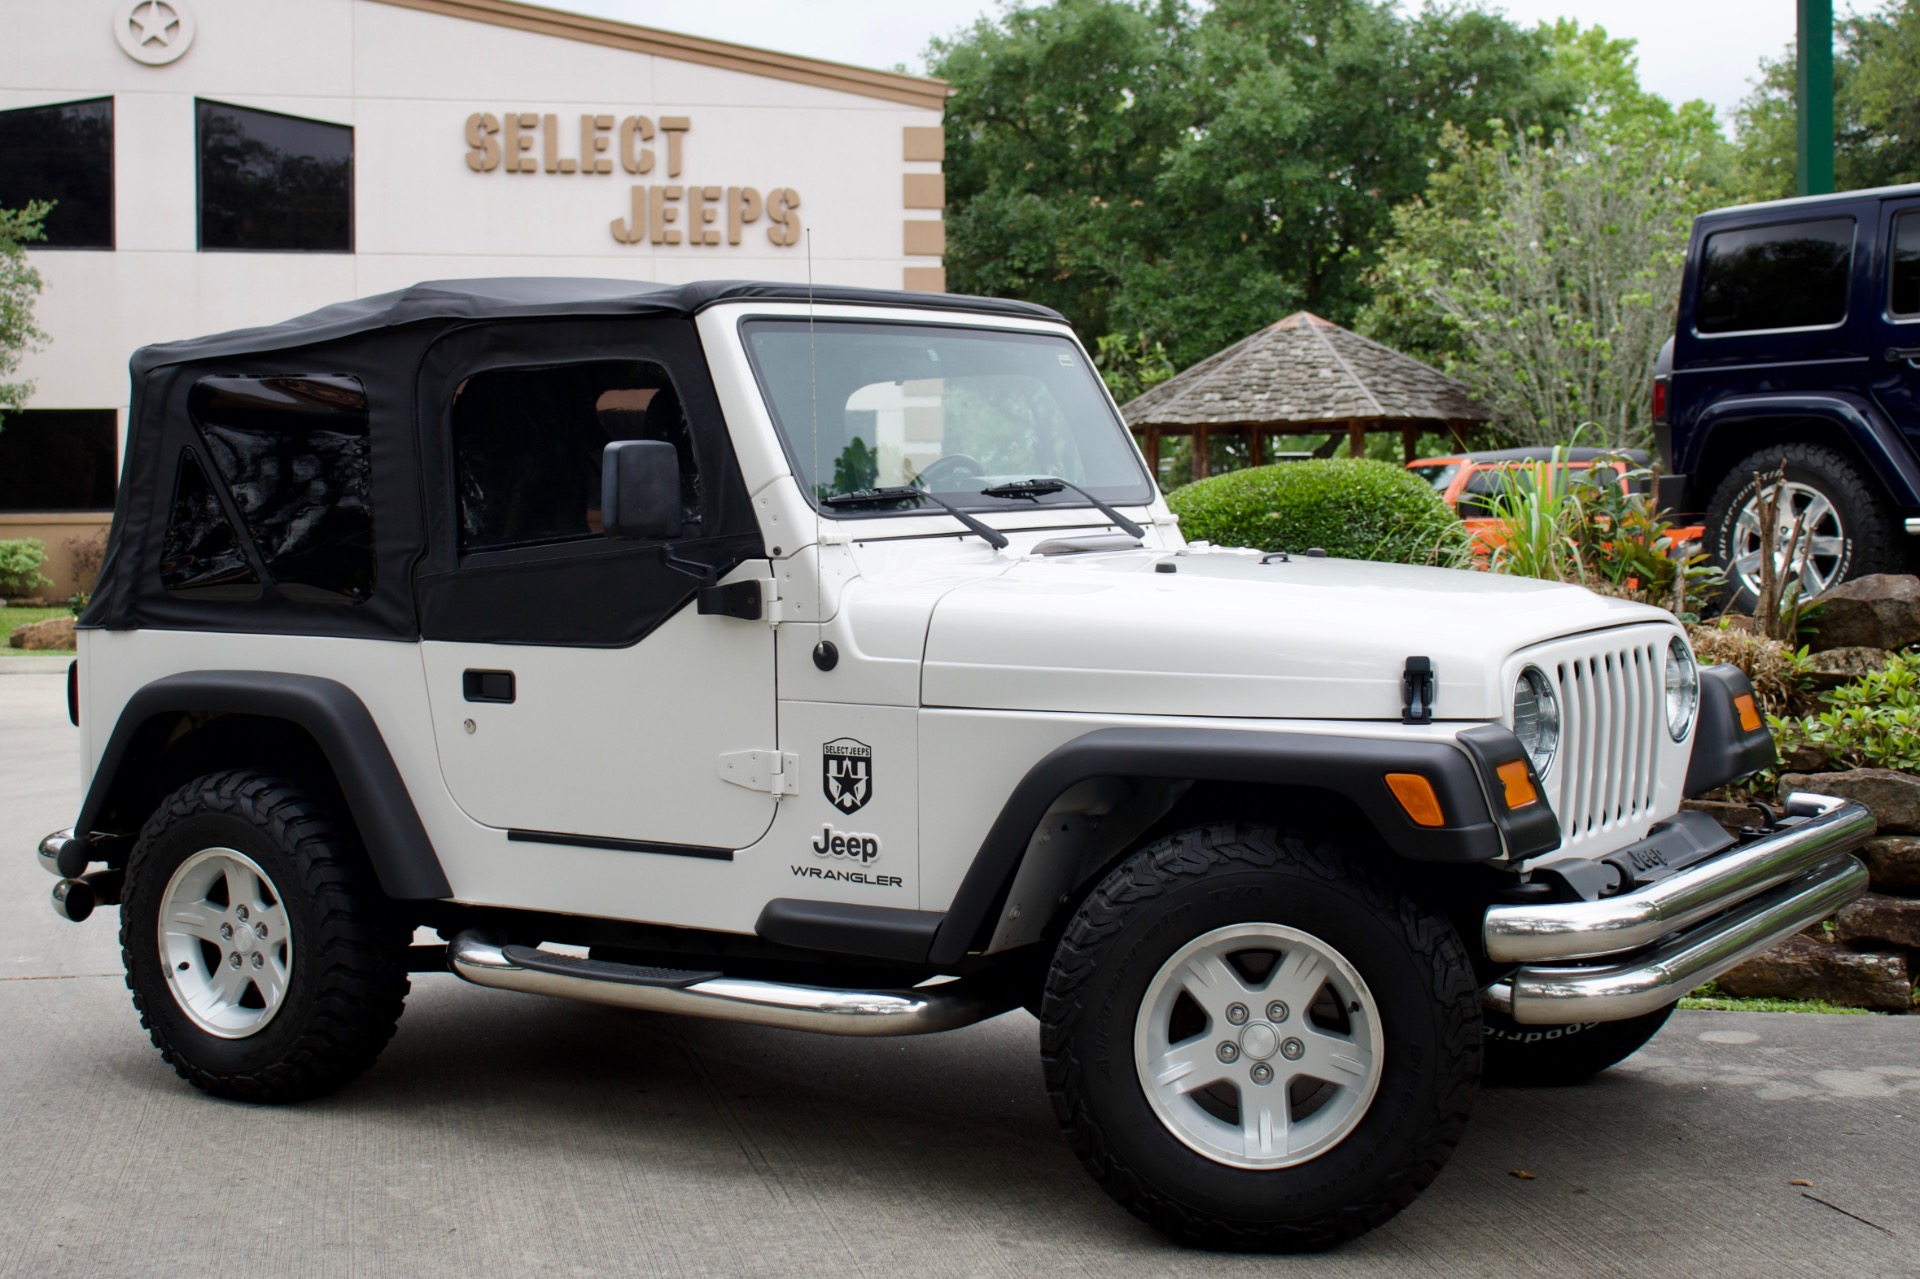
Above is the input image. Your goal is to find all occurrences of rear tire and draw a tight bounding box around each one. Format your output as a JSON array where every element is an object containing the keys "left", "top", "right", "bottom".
[
  {"left": 1041, "top": 823, "right": 1479, "bottom": 1252},
  {"left": 120, "top": 770, "right": 411, "bottom": 1103},
  {"left": 1704, "top": 443, "right": 1900, "bottom": 613},
  {"left": 1481, "top": 1004, "right": 1675, "bottom": 1086}
]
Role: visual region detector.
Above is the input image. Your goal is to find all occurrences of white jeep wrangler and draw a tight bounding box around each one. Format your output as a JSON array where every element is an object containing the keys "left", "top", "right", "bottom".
[{"left": 40, "top": 279, "right": 1874, "bottom": 1252}]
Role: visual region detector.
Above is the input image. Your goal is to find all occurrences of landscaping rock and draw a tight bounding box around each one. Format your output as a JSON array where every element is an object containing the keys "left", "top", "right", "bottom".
[
  {"left": 1778, "top": 768, "right": 1917, "bottom": 833},
  {"left": 1860, "top": 836, "right": 1920, "bottom": 896},
  {"left": 1802, "top": 645, "right": 1891, "bottom": 690},
  {"left": 1681, "top": 798, "right": 1766, "bottom": 834},
  {"left": 7, "top": 615, "right": 75, "bottom": 651},
  {"left": 1807, "top": 573, "right": 1920, "bottom": 652},
  {"left": 1834, "top": 893, "right": 1920, "bottom": 950},
  {"left": 1714, "top": 935, "right": 1912, "bottom": 1010},
  {"left": 1780, "top": 742, "right": 1834, "bottom": 773}
]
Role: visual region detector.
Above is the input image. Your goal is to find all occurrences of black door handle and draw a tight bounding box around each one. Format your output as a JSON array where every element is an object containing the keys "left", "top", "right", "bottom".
[{"left": 463, "top": 669, "right": 515, "bottom": 703}]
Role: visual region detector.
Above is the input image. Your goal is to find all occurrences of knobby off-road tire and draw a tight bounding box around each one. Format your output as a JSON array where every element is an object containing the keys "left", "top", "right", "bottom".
[
  {"left": 1481, "top": 1003, "right": 1675, "bottom": 1087},
  {"left": 1704, "top": 443, "right": 1901, "bottom": 614},
  {"left": 1041, "top": 823, "right": 1480, "bottom": 1253},
  {"left": 120, "top": 770, "right": 411, "bottom": 1103}
]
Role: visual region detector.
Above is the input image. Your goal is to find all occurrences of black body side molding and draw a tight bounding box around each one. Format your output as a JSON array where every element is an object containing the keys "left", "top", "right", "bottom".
[
  {"left": 77, "top": 671, "right": 451, "bottom": 900},
  {"left": 1685, "top": 665, "right": 1778, "bottom": 797},
  {"left": 756, "top": 899, "right": 947, "bottom": 965},
  {"left": 926, "top": 726, "right": 1521, "bottom": 967}
]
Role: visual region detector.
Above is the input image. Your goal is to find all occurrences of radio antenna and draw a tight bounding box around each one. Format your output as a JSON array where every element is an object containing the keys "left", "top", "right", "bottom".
[{"left": 807, "top": 228, "right": 824, "bottom": 652}]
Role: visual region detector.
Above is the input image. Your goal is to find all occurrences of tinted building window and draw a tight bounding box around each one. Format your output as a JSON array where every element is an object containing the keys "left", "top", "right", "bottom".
[
  {"left": 0, "top": 98, "right": 113, "bottom": 249},
  {"left": 160, "top": 448, "right": 259, "bottom": 597},
  {"left": 1892, "top": 211, "right": 1920, "bottom": 318},
  {"left": 197, "top": 100, "right": 352, "bottom": 252},
  {"left": 0, "top": 409, "right": 118, "bottom": 512},
  {"left": 187, "top": 375, "right": 375, "bottom": 602},
  {"left": 452, "top": 360, "right": 701, "bottom": 553},
  {"left": 1696, "top": 217, "right": 1855, "bottom": 334}
]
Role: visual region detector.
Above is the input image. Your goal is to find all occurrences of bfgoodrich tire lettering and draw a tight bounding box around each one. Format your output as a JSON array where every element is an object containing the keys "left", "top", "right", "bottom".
[
  {"left": 1041, "top": 823, "right": 1480, "bottom": 1252},
  {"left": 121, "top": 770, "right": 411, "bottom": 1103},
  {"left": 1481, "top": 1003, "right": 1675, "bottom": 1086}
]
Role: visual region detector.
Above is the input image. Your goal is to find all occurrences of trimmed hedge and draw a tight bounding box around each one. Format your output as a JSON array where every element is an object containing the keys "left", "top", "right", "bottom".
[{"left": 1165, "top": 459, "right": 1467, "bottom": 563}]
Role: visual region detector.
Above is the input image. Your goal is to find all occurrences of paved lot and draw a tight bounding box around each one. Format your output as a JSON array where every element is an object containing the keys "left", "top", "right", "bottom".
[{"left": 2, "top": 670, "right": 1917, "bottom": 1278}]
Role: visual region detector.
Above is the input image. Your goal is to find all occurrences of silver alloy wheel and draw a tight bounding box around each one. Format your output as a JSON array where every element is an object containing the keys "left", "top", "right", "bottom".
[
  {"left": 1729, "top": 480, "right": 1848, "bottom": 600},
  {"left": 158, "top": 847, "right": 294, "bottom": 1039},
  {"left": 1133, "top": 922, "right": 1384, "bottom": 1170}
]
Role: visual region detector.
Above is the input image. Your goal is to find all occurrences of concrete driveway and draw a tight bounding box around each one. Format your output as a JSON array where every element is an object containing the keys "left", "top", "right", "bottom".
[{"left": 2, "top": 670, "right": 1916, "bottom": 1278}]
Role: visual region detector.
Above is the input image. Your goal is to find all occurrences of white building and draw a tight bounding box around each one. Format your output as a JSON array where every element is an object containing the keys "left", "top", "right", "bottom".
[{"left": 0, "top": 0, "right": 949, "bottom": 595}]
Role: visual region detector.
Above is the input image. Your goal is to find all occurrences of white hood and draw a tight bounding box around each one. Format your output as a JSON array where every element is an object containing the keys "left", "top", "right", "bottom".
[{"left": 910, "top": 547, "right": 1674, "bottom": 720}]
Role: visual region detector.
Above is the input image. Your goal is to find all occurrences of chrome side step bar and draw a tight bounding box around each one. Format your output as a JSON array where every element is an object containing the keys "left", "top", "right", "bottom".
[
  {"left": 447, "top": 932, "right": 1015, "bottom": 1037},
  {"left": 1484, "top": 855, "right": 1868, "bottom": 1024},
  {"left": 1484, "top": 794, "right": 1875, "bottom": 964}
]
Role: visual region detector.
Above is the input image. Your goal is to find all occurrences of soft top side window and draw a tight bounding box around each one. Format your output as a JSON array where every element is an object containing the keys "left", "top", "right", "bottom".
[
  {"left": 184, "top": 373, "right": 375, "bottom": 603},
  {"left": 450, "top": 359, "right": 700, "bottom": 554},
  {"left": 160, "top": 447, "right": 261, "bottom": 598},
  {"left": 1695, "top": 216, "right": 1855, "bottom": 335}
]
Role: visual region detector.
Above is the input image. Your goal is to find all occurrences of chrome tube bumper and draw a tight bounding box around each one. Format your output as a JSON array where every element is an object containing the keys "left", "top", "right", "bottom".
[
  {"left": 448, "top": 932, "right": 1014, "bottom": 1037},
  {"left": 1484, "top": 794, "right": 1875, "bottom": 963},
  {"left": 1484, "top": 855, "right": 1867, "bottom": 1023},
  {"left": 1481, "top": 793, "right": 1875, "bottom": 1024}
]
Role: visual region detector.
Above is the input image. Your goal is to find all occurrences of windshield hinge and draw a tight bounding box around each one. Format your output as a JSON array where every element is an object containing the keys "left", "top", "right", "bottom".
[{"left": 718, "top": 749, "right": 798, "bottom": 796}]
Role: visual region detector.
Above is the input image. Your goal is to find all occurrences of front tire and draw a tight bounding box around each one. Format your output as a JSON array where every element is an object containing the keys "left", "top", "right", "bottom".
[
  {"left": 1041, "top": 823, "right": 1480, "bottom": 1252},
  {"left": 1481, "top": 1003, "right": 1675, "bottom": 1086},
  {"left": 121, "top": 770, "right": 411, "bottom": 1103}
]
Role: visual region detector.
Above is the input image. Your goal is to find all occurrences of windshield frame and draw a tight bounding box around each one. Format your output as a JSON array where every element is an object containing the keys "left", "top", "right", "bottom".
[{"left": 736, "top": 314, "right": 1156, "bottom": 523}]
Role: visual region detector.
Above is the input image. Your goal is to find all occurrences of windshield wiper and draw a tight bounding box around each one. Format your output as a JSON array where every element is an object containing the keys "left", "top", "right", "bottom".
[
  {"left": 820, "top": 486, "right": 1009, "bottom": 550},
  {"left": 979, "top": 477, "right": 1146, "bottom": 539}
]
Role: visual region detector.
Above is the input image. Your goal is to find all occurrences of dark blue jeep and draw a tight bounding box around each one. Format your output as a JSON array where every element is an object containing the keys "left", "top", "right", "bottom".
[{"left": 1657, "top": 182, "right": 1920, "bottom": 609}]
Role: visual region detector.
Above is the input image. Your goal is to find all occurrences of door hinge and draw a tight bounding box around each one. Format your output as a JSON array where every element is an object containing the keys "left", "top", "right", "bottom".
[
  {"left": 718, "top": 749, "right": 798, "bottom": 795},
  {"left": 697, "top": 577, "right": 784, "bottom": 626}
]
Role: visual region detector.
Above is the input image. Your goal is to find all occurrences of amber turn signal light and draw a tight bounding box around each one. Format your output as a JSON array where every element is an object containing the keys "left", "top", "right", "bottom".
[
  {"left": 1385, "top": 773, "right": 1445, "bottom": 828},
  {"left": 1495, "top": 760, "right": 1538, "bottom": 809},
  {"left": 1734, "top": 692, "right": 1762, "bottom": 733}
]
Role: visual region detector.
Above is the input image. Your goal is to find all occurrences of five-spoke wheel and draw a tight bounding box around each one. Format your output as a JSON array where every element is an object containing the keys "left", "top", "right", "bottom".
[
  {"left": 159, "top": 847, "right": 295, "bottom": 1039},
  {"left": 1135, "top": 923, "right": 1382, "bottom": 1169}
]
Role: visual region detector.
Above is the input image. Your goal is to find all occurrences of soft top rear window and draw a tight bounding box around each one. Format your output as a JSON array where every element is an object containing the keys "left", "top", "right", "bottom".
[{"left": 1695, "top": 216, "right": 1855, "bottom": 335}]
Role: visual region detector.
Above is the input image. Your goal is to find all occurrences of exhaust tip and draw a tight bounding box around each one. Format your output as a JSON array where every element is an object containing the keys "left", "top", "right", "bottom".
[
  {"left": 37, "top": 829, "right": 88, "bottom": 879},
  {"left": 52, "top": 878, "right": 95, "bottom": 923}
]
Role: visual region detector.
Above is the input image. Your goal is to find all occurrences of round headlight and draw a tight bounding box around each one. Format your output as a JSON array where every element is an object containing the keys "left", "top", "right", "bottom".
[
  {"left": 1513, "top": 666, "right": 1560, "bottom": 777},
  {"left": 1665, "top": 635, "right": 1699, "bottom": 741}
]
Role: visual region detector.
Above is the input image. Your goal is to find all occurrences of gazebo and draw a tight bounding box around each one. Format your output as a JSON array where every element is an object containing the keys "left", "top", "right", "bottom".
[{"left": 1121, "top": 312, "right": 1489, "bottom": 485}]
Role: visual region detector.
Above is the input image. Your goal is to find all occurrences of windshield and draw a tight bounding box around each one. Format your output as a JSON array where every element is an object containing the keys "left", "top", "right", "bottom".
[{"left": 741, "top": 319, "right": 1153, "bottom": 513}]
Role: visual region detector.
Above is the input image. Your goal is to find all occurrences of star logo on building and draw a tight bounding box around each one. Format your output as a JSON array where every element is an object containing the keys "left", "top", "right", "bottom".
[{"left": 114, "top": 0, "right": 196, "bottom": 66}]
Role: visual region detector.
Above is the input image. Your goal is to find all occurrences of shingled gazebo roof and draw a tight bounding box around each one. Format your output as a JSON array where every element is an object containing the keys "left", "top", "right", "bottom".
[{"left": 1122, "top": 312, "right": 1486, "bottom": 431}]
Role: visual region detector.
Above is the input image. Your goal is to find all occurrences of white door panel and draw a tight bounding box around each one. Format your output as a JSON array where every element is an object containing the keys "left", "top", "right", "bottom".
[{"left": 422, "top": 605, "right": 777, "bottom": 848}]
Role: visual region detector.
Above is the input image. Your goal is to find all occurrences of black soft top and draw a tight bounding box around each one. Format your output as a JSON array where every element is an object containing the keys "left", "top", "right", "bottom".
[
  {"left": 97, "top": 278, "right": 1060, "bottom": 644},
  {"left": 130, "top": 277, "right": 1065, "bottom": 375}
]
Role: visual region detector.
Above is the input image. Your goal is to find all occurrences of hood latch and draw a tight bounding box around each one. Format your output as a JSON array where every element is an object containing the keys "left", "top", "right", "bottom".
[{"left": 1402, "top": 656, "right": 1435, "bottom": 725}]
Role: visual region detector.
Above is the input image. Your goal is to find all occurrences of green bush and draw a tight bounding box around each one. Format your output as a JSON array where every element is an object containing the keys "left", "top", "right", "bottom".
[
  {"left": 1165, "top": 458, "right": 1469, "bottom": 564},
  {"left": 1771, "top": 650, "right": 1920, "bottom": 773},
  {"left": 0, "top": 538, "right": 51, "bottom": 598}
]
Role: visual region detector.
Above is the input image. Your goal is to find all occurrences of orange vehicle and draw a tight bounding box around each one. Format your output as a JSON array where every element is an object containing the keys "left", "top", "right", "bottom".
[{"left": 1407, "top": 448, "right": 1704, "bottom": 555}]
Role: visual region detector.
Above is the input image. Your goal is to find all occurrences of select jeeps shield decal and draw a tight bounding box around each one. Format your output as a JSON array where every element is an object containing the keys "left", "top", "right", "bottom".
[{"left": 822, "top": 738, "right": 873, "bottom": 814}]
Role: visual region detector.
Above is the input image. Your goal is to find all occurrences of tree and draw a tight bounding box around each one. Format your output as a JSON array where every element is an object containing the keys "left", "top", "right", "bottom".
[
  {"left": 1358, "top": 24, "right": 1726, "bottom": 450},
  {"left": 929, "top": 0, "right": 1572, "bottom": 370},
  {"left": 0, "top": 201, "right": 49, "bottom": 427},
  {"left": 1733, "top": 0, "right": 1920, "bottom": 201}
]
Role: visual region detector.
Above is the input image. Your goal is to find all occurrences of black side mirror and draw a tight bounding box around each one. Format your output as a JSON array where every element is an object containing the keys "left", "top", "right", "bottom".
[{"left": 601, "top": 440, "right": 682, "bottom": 540}]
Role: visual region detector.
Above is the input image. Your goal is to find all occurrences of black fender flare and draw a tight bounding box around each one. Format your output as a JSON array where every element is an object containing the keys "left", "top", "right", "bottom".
[
  {"left": 924, "top": 724, "right": 1555, "bottom": 966},
  {"left": 75, "top": 671, "right": 451, "bottom": 900},
  {"left": 1680, "top": 392, "right": 1920, "bottom": 510}
]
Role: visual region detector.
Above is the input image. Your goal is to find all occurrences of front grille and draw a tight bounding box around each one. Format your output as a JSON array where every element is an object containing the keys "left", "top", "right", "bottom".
[{"left": 1544, "top": 639, "right": 1663, "bottom": 847}]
